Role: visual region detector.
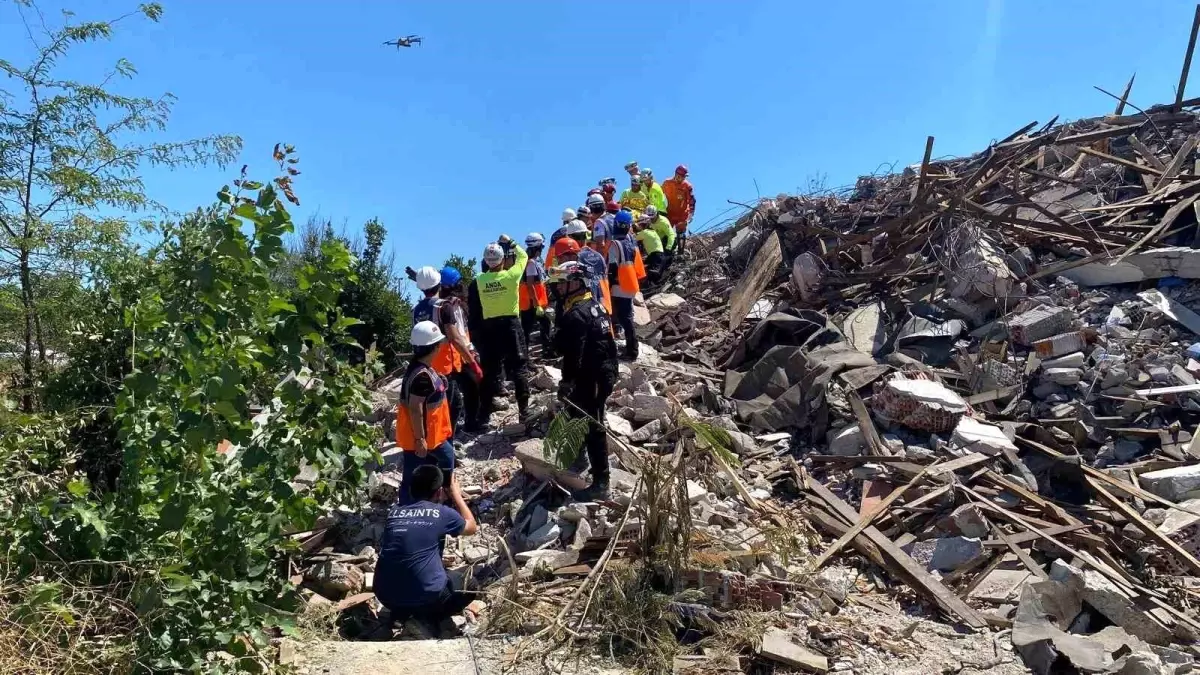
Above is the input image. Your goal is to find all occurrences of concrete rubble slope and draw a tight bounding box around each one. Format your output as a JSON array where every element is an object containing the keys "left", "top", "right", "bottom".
[{"left": 284, "top": 27, "right": 1200, "bottom": 675}]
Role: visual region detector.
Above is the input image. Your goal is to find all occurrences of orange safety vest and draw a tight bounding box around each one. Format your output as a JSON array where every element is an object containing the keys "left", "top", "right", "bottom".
[
  {"left": 414, "top": 297, "right": 461, "bottom": 375},
  {"left": 518, "top": 261, "right": 549, "bottom": 311},
  {"left": 633, "top": 248, "right": 647, "bottom": 280},
  {"left": 394, "top": 362, "right": 454, "bottom": 452}
]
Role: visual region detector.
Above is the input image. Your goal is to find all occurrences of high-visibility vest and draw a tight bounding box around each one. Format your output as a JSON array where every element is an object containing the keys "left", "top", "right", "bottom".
[
  {"left": 637, "top": 228, "right": 664, "bottom": 255},
  {"left": 611, "top": 238, "right": 641, "bottom": 296},
  {"left": 518, "top": 260, "right": 549, "bottom": 311},
  {"left": 394, "top": 362, "right": 453, "bottom": 451},
  {"left": 633, "top": 247, "right": 647, "bottom": 280},
  {"left": 413, "top": 297, "right": 461, "bottom": 375},
  {"left": 478, "top": 245, "right": 528, "bottom": 319}
]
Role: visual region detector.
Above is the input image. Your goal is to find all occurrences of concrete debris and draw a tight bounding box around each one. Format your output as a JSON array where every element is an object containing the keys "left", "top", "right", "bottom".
[{"left": 338, "top": 49, "right": 1200, "bottom": 674}]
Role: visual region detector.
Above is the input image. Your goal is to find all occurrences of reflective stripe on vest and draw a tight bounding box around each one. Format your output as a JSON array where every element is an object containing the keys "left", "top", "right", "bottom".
[{"left": 394, "top": 362, "right": 453, "bottom": 451}]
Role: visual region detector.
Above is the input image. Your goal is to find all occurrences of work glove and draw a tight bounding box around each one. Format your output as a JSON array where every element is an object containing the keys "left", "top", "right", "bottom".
[
  {"left": 404, "top": 266, "right": 418, "bottom": 281},
  {"left": 497, "top": 234, "right": 513, "bottom": 248},
  {"left": 467, "top": 361, "right": 483, "bottom": 384}
]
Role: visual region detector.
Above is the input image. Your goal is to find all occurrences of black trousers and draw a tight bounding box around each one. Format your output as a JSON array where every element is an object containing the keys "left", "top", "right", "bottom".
[
  {"left": 456, "top": 369, "right": 483, "bottom": 430},
  {"left": 445, "top": 373, "right": 463, "bottom": 433},
  {"left": 520, "top": 307, "right": 553, "bottom": 354},
  {"left": 646, "top": 251, "right": 666, "bottom": 284},
  {"left": 480, "top": 315, "right": 530, "bottom": 417},
  {"left": 611, "top": 296, "right": 638, "bottom": 358},
  {"left": 384, "top": 577, "right": 473, "bottom": 625},
  {"left": 566, "top": 376, "right": 616, "bottom": 481}
]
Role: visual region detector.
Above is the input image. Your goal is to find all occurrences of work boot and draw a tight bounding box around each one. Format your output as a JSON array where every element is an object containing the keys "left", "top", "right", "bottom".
[{"left": 572, "top": 477, "right": 610, "bottom": 501}]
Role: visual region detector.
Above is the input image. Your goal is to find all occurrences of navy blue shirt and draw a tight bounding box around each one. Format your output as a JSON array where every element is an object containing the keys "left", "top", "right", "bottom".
[{"left": 374, "top": 500, "right": 466, "bottom": 608}]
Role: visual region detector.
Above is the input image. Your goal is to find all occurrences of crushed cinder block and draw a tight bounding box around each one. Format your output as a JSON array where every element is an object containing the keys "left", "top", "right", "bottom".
[
  {"left": 872, "top": 374, "right": 968, "bottom": 433},
  {"left": 1140, "top": 465, "right": 1200, "bottom": 502},
  {"left": 1008, "top": 306, "right": 1075, "bottom": 345}
]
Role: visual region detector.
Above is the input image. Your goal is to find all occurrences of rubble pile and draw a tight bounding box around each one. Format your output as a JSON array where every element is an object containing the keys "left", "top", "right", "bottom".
[{"left": 284, "top": 96, "right": 1200, "bottom": 675}]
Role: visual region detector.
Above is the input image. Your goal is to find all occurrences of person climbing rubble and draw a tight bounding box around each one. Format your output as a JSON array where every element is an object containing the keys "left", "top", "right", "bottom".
[
  {"left": 374, "top": 465, "right": 478, "bottom": 633},
  {"left": 644, "top": 204, "right": 676, "bottom": 270},
  {"left": 520, "top": 233, "right": 555, "bottom": 359},
  {"left": 640, "top": 168, "right": 668, "bottom": 215},
  {"left": 395, "top": 321, "right": 457, "bottom": 503},
  {"left": 607, "top": 210, "right": 641, "bottom": 360},
  {"left": 438, "top": 266, "right": 485, "bottom": 433},
  {"left": 476, "top": 236, "right": 533, "bottom": 426},
  {"left": 663, "top": 164, "right": 695, "bottom": 254},
  {"left": 620, "top": 173, "right": 650, "bottom": 213},
  {"left": 549, "top": 261, "right": 618, "bottom": 499},
  {"left": 634, "top": 212, "right": 666, "bottom": 284},
  {"left": 412, "top": 266, "right": 476, "bottom": 433}
]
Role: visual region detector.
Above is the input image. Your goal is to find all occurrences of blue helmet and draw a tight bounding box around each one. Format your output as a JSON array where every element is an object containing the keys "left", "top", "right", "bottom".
[
  {"left": 440, "top": 266, "right": 463, "bottom": 287},
  {"left": 613, "top": 209, "right": 633, "bottom": 235}
]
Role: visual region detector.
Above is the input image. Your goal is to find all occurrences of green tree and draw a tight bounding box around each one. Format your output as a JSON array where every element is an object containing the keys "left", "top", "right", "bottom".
[
  {"left": 0, "top": 1, "right": 241, "bottom": 410},
  {"left": 443, "top": 253, "right": 478, "bottom": 285},
  {"left": 340, "top": 218, "right": 412, "bottom": 370}
]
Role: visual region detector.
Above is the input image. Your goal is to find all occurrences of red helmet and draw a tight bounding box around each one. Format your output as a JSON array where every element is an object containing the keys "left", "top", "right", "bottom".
[
  {"left": 552, "top": 237, "right": 581, "bottom": 259},
  {"left": 605, "top": 201, "right": 620, "bottom": 213},
  {"left": 587, "top": 187, "right": 602, "bottom": 196},
  {"left": 602, "top": 183, "right": 616, "bottom": 195},
  {"left": 675, "top": 164, "right": 689, "bottom": 176}
]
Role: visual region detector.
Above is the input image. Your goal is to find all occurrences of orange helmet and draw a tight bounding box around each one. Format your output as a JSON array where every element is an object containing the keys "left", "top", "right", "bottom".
[{"left": 552, "top": 237, "right": 581, "bottom": 259}]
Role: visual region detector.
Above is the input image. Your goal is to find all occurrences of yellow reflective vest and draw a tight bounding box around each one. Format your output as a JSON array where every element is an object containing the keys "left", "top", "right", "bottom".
[{"left": 477, "top": 244, "right": 528, "bottom": 319}]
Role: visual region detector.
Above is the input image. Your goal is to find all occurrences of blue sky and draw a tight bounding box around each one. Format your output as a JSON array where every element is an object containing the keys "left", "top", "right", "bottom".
[{"left": 3, "top": 0, "right": 1196, "bottom": 279}]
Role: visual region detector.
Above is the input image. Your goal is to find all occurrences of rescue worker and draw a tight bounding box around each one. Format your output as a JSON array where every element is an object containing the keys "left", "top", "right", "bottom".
[
  {"left": 375, "top": 465, "right": 478, "bottom": 629},
  {"left": 565, "top": 219, "right": 612, "bottom": 316},
  {"left": 438, "top": 266, "right": 486, "bottom": 433},
  {"left": 620, "top": 174, "right": 650, "bottom": 213},
  {"left": 634, "top": 214, "right": 666, "bottom": 284},
  {"left": 520, "top": 233, "right": 554, "bottom": 358},
  {"left": 395, "top": 321, "right": 458, "bottom": 503},
  {"left": 640, "top": 168, "right": 668, "bottom": 215},
  {"left": 644, "top": 205, "right": 677, "bottom": 255},
  {"left": 601, "top": 181, "right": 617, "bottom": 206},
  {"left": 663, "top": 164, "right": 696, "bottom": 254},
  {"left": 546, "top": 207, "right": 578, "bottom": 267},
  {"left": 477, "top": 237, "right": 533, "bottom": 424},
  {"left": 549, "top": 262, "right": 619, "bottom": 499},
  {"left": 607, "top": 210, "right": 641, "bottom": 360},
  {"left": 412, "top": 266, "right": 475, "bottom": 432}
]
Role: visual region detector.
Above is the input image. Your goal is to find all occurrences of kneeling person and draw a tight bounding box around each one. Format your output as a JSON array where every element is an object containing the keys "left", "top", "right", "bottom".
[{"left": 375, "top": 465, "right": 479, "bottom": 625}]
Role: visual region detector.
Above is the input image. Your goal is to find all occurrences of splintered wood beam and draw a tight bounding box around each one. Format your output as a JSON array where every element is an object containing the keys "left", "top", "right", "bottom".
[
  {"left": 1115, "top": 73, "right": 1136, "bottom": 115},
  {"left": 1177, "top": 4, "right": 1200, "bottom": 112},
  {"left": 728, "top": 230, "right": 781, "bottom": 330},
  {"left": 1088, "top": 477, "right": 1200, "bottom": 576}
]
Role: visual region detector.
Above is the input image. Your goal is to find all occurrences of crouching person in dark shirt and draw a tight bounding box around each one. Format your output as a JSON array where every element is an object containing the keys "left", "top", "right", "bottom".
[{"left": 374, "top": 465, "right": 478, "bottom": 627}]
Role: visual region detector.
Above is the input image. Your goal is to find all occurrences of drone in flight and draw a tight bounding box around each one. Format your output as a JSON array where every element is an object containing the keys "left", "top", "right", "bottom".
[{"left": 384, "top": 35, "right": 423, "bottom": 49}]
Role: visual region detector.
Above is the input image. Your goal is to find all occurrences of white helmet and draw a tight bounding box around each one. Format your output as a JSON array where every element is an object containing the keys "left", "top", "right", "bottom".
[
  {"left": 411, "top": 320, "right": 446, "bottom": 347},
  {"left": 561, "top": 208, "right": 577, "bottom": 224},
  {"left": 563, "top": 219, "right": 588, "bottom": 236},
  {"left": 414, "top": 265, "right": 441, "bottom": 291},
  {"left": 483, "top": 242, "right": 505, "bottom": 267},
  {"left": 525, "top": 232, "right": 545, "bottom": 248},
  {"left": 586, "top": 193, "right": 605, "bottom": 208},
  {"left": 644, "top": 205, "right": 658, "bottom": 218}
]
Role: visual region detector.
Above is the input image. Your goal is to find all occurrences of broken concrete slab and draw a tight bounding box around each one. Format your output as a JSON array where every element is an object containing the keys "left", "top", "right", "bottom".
[
  {"left": 1140, "top": 464, "right": 1200, "bottom": 502},
  {"left": 515, "top": 438, "right": 589, "bottom": 491},
  {"left": 828, "top": 425, "right": 867, "bottom": 457},
  {"left": 872, "top": 374, "right": 968, "bottom": 433},
  {"left": 843, "top": 302, "right": 886, "bottom": 355},
  {"left": 1050, "top": 560, "right": 1173, "bottom": 645},
  {"left": 757, "top": 628, "right": 828, "bottom": 672},
  {"left": 1062, "top": 247, "right": 1200, "bottom": 286},
  {"left": 950, "top": 416, "right": 1019, "bottom": 455},
  {"left": 632, "top": 394, "right": 671, "bottom": 423},
  {"left": 1008, "top": 306, "right": 1076, "bottom": 346},
  {"left": 927, "top": 536, "right": 985, "bottom": 572}
]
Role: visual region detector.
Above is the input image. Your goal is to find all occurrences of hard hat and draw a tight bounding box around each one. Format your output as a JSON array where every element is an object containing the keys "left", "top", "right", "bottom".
[
  {"left": 483, "top": 242, "right": 504, "bottom": 266},
  {"left": 675, "top": 164, "right": 689, "bottom": 176},
  {"left": 440, "top": 266, "right": 462, "bottom": 287},
  {"left": 414, "top": 265, "right": 441, "bottom": 291},
  {"left": 549, "top": 260, "right": 587, "bottom": 284},
  {"left": 586, "top": 193, "right": 605, "bottom": 208},
  {"left": 605, "top": 201, "right": 620, "bottom": 213},
  {"left": 561, "top": 208, "right": 577, "bottom": 224},
  {"left": 601, "top": 182, "right": 616, "bottom": 194},
  {"left": 615, "top": 210, "right": 633, "bottom": 226},
  {"left": 624, "top": 161, "right": 638, "bottom": 172},
  {"left": 552, "top": 237, "right": 581, "bottom": 259},
  {"left": 631, "top": 174, "right": 642, "bottom": 184},
  {"left": 525, "top": 232, "right": 545, "bottom": 248},
  {"left": 587, "top": 188, "right": 602, "bottom": 196},
  {"left": 577, "top": 205, "right": 590, "bottom": 218},
  {"left": 411, "top": 320, "right": 446, "bottom": 347},
  {"left": 564, "top": 219, "right": 588, "bottom": 236},
  {"left": 640, "top": 168, "right": 653, "bottom": 179},
  {"left": 644, "top": 205, "right": 658, "bottom": 218}
]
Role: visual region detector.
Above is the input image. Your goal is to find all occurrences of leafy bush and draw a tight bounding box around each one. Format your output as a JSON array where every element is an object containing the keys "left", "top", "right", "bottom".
[{"left": 0, "top": 156, "right": 378, "bottom": 671}]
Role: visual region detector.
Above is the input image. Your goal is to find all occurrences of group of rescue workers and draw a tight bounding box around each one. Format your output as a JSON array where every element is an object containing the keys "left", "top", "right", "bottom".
[{"left": 372, "top": 163, "right": 697, "bottom": 628}]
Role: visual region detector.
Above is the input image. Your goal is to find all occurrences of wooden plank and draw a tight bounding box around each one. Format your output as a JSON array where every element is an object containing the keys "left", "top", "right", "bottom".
[
  {"left": 810, "top": 462, "right": 940, "bottom": 571},
  {"left": 847, "top": 391, "right": 889, "bottom": 456},
  {"left": 1115, "top": 73, "right": 1136, "bottom": 116},
  {"left": 927, "top": 452, "right": 989, "bottom": 476},
  {"left": 1112, "top": 193, "right": 1199, "bottom": 264},
  {"left": 981, "top": 523, "right": 1090, "bottom": 547},
  {"left": 993, "top": 527, "right": 1048, "bottom": 579},
  {"left": 914, "top": 135, "right": 935, "bottom": 203},
  {"left": 1153, "top": 135, "right": 1199, "bottom": 192},
  {"left": 1129, "top": 134, "right": 1167, "bottom": 170},
  {"left": 808, "top": 479, "right": 988, "bottom": 628},
  {"left": 1076, "top": 145, "right": 1163, "bottom": 175},
  {"left": 1056, "top": 122, "right": 1148, "bottom": 146},
  {"left": 1177, "top": 4, "right": 1200, "bottom": 112},
  {"left": 801, "top": 505, "right": 888, "bottom": 568},
  {"left": 728, "top": 230, "right": 782, "bottom": 329},
  {"left": 1088, "top": 477, "right": 1200, "bottom": 576}
]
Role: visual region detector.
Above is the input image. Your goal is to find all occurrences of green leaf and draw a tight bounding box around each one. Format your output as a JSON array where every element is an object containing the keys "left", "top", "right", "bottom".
[
  {"left": 268, "top": 298, "right": 297, "bottom": 314},
  {"left": 212, "top": 400, "right": 241, "bottom": 422},
  {"left": 66, "top": 479, "right": 89, "bottom": 498}
]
